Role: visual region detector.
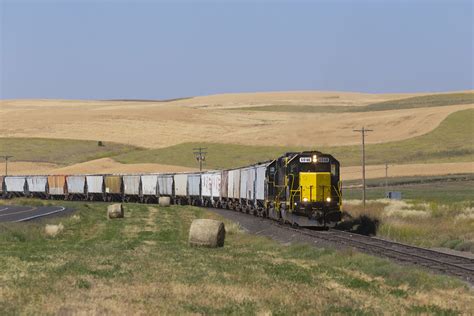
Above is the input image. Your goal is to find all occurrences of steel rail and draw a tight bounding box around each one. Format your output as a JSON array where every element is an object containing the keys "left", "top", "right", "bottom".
[{"left": 286, "top": 225, "right": 473, "bottom": 281}]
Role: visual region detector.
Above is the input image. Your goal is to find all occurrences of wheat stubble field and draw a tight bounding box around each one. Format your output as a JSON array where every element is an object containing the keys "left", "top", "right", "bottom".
[
  {"left": 1, "top": 91, "right": 473, "bottom": 179},
  {"left": 1, "top": 91, "right": 472, "bottom": 149}
]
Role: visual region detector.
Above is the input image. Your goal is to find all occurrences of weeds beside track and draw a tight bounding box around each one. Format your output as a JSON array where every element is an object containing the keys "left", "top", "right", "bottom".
[{"left": 296, "top": 227, "right": 474, "bottom": 283}]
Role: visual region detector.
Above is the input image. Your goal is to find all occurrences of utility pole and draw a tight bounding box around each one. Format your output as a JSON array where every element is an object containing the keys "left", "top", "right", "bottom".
[
  {"left": 353, "top": 127, "right": 373, "bottom": 210},
  {"left": 193, "top": 147, "right": 207, "bottom": 172},
  {"left": 2, "top": 155, "right": 13, "bottom": 176},
  {"left": 385, "top": 163, "right": 389, "bottom": 196},
  {"left": 193, "top": 147, "right": 207, "bottom": 202}
]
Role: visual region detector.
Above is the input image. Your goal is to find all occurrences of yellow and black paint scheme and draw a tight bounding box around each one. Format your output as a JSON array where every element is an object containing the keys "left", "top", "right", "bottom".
[{"left": 266, "top": 151, "right": 342, "bottom": 227}]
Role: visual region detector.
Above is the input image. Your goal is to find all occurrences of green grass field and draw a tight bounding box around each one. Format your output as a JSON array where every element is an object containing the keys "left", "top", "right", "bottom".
[
  {"left": 241, "top": 92, "right": 474, "bottom": 113},
  {"left": 1, "top": 199, "right": 472, "bottom": 314},
  {"left": 0, "top": 138, "right": 139, "bottom": 165},
  {"left": 115, "top": 109, "right": 474, "bottom": 168}
]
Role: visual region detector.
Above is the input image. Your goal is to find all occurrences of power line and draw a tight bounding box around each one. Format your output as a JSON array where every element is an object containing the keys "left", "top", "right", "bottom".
[
  {"left": 192, "top": 147, "right": 207, "bottom": 173},
  {"left": 353, "top": 127, "right": 373, "bottom": 210}
]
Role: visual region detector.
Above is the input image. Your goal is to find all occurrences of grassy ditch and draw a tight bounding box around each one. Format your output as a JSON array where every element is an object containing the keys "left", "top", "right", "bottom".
[
  {"left": 343, "top": 178, "right": 474, "bottom": 253},
  {"left": 0, "top": 137, "right": 139, "bottom": 165},
  {"left": 1, "top": 199, "right": 472, "bottom": 314},
  {"left": 344, "top": 199, "right": 474, "bottom": 254},
  {"left": 114, "top": 109, "right": 474, "bottom": 168},
  {"left": 241, "top": 92, "right": 474, "bottom": 113}
]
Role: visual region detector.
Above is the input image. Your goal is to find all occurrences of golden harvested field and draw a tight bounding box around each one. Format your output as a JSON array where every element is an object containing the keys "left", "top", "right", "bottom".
[
  {"left": 1, "top": 91, "right": 472, "bottom": 149},
  {"left": 6, "top": 159, "right": 197, "bottom": 175}
]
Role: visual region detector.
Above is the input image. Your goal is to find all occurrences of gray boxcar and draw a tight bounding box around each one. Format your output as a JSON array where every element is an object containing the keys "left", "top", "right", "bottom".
[
  {"left": 228, "top": 169, "right": 240, "bottom": 199},
  {"left": 174, "top": 174, "right": 188, "bottom": 197},
  {"left": 255, "top": 164, "right": 268, "bottom": 201},
  {"left": 187, "top": 174, "right": 201, "bottom": 197},
  {"left": 86, "top": 175, "right": 103, "bottom": 193},
  {"left": 141, "top": 175, "right": 158, "bottom": 196},
  {"left": 158, "top": 174, "right": 173, "bottom": 196},
  {"left": 26, "top": 176, "right": 47, "bottom": 194},
  {"left": 240, "top": 167, "right": 255, "bottom": 200},
  {"left": 201, "top": 171, "right": 221, "bottom": 199},
  {"left": 67, "top": 176, "right": 86, "bottom": 194},
  {"left": 123, "top": 175, "right": 141, "bottom": 195},
  {"left": 5, "top": 176, "right": 26, "bottom": 194}
]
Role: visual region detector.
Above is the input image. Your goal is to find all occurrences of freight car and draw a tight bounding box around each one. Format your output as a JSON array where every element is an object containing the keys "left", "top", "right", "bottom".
[{"left": 0, "top": 151, "right": 342, "bottom": 227}]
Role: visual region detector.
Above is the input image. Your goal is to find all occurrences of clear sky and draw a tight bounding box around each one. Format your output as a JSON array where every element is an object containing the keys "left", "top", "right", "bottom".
[{"left": 1, "top": 0, "right": 472, "bottom": 99}]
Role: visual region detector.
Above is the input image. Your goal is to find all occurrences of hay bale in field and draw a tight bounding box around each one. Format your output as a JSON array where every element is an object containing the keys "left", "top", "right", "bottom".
[
  {"left": 159, "top": 196, "right": 171, "bottom": 207},
  {"left": 188, "top": 219, "right": 225, "bottom": 248},
  {"left": 45, "top": 223, "right": 64, "bottom": 237},
  {"left": 107, "top": 203, "right": 124, "bottom": 219}
]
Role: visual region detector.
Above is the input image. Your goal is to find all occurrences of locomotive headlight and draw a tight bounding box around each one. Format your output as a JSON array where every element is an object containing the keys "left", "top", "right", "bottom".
[
  {"left": 303, "top": 197, "right": 308, "bottom": 202},
  {"left": 326, "top": 197, "right": 332, "bottom": 202},
  {"left": 312, "top": 155, "right": 318, "bottom": 163}
]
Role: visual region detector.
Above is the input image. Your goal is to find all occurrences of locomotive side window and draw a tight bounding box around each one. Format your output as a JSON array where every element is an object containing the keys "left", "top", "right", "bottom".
[{"left": 290, "top": 163, "right": 297, "bottom": 173}]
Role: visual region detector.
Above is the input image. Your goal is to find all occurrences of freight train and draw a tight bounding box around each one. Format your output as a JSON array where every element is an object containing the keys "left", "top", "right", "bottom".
[{"left": 0, "top": 151, "right": 342, "bottom": 227}]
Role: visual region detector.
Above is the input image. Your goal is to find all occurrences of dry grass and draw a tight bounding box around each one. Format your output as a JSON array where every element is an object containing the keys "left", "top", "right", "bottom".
[
  {"left": 7, "top": 158, "right": 198, "bottom": 175},
  {"left": 0, "top": 199, "right": 472, "bottom": 314},
  {"left": 1, "top": 91, "right": 472, "bottom": 149},
  {"left": 343, "top": 199, "right": 474, "bottom": 252}
]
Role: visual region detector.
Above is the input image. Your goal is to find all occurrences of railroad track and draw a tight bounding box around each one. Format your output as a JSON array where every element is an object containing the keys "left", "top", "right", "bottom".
[
  {"left": 290, "top": 226, "right": 474, "bottom": 283},
  {"left": 210, "top": 207, "right": 474, "bottom": 283}
]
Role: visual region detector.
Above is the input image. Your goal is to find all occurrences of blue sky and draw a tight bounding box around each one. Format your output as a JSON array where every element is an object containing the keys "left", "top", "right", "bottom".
[{"left": 1, "top": 0, "right": 472, "bottom": 99}]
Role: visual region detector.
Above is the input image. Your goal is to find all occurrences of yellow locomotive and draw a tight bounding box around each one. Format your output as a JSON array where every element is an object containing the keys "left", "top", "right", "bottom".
[{"left": 266, "top": 151, "right": 342, "bottom": 227}]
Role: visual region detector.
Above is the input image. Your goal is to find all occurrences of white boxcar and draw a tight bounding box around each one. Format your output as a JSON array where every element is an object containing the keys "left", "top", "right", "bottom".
[
  {"left": 240, "top": 167, "right": 255, "bottom": 200},
  {"left": 27, "top": 176, "right": 47, "bottom": 193},
  {"left": 227, "top": 170, "right": 235, "bottom": 198},
  {"left": 86, "top": 175, "right": 104, "bottom": 193},
  {"left": 201, "top": 172, "right": 221, "bottom": 198},
  {"left": 141, "top": 175, "right": 158, "bottom": 196},
  {"left": 187, "top": 174, "right": 200, "bottom": 196},
  {"left": 174, "top": 174, "right": 188, "bottom": 197},
  {"left": 123, "top": 175, "right": 140, "bottom": 195},
  {"left": 255, "top": 164, "right": 268, "bottom": 201},
  {"left": 158, "top": 175, "right": 173, "bottom": 196},
  {"left": 67, "top": 176, "right": 86, "bottom": 194},
  {"left": 228, "top": 169, "right": 240, "bottom": 199},
  {"left": 5, "top": 176, "right": 26, "bottom": 192}
]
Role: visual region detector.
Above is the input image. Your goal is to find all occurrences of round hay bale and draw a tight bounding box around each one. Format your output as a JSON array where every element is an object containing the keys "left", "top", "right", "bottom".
[
  {"left": 159, "top": 196, "right": 171, "bottom": 207},
  {"left": 107, "top": 203, "right": 124, "bottom": 219},
  {"left": 188, "top": 219, "right": 225, "bottom": 248},
  {"left": 45, "top": 223, "right": 64, "bottom": 237}
]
